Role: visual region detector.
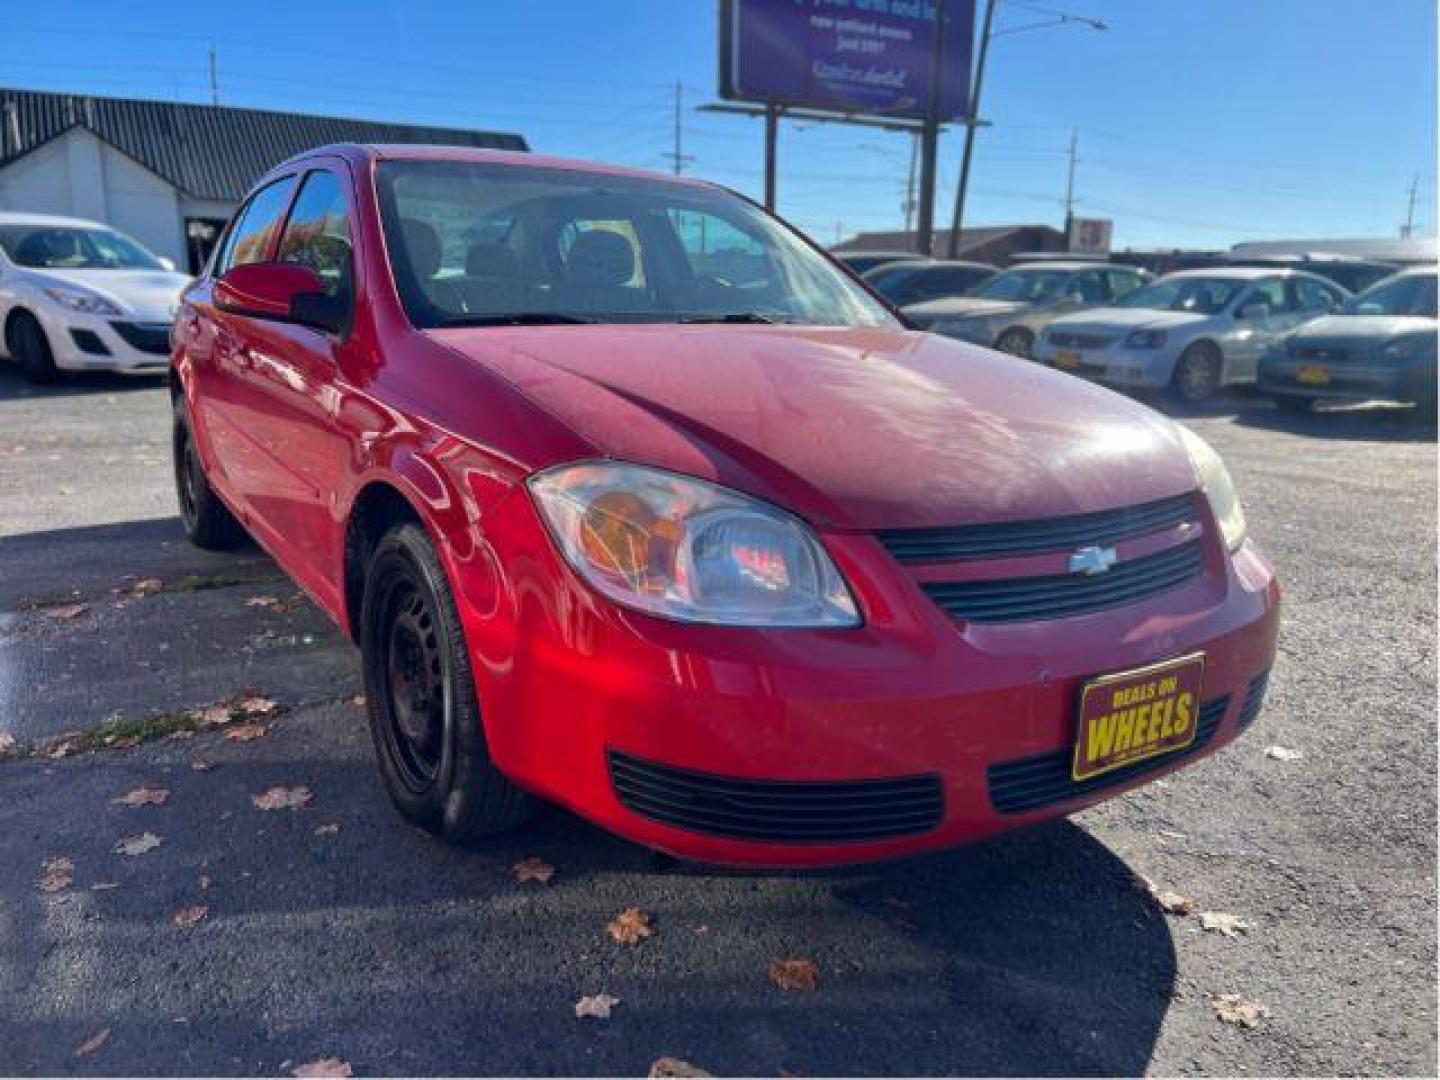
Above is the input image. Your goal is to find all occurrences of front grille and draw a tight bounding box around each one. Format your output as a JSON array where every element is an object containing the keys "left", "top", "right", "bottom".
[
  {"left": 1289, "top": 344, "right": 1350, "bottom": 363},
  {"left": 109, "top": 321, "right": 172, "bottom": 355},
  {"left": 608, "top": 750, "right": 944, "bottom": 844},
  {"left": 1235, "top": 669, "right": 1270, "bottom": 732},
  {"left": 988, "top": 694, "right": 1230, "bottom": 814},
  {"left": 1048, "top": 330, "right": 1116, "bottom": 349},
  {"left": 877, "top": 493, "right": 1198, "bottom": 563},
  {"left": 921, "top": 540, "right": 1203, "bottom": 624}
]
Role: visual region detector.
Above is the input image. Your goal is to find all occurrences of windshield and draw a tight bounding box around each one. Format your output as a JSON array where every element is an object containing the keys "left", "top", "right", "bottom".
[
  {"left": 1116, "top": 277, "right": 1243, "bottom": 315},
  {"left": 969, "top": 268, "right": 1068, "bottom": 303},
  {"left": 1342, "top": 273, "right": 1439, "bottom": 318},
  {"left": 0, "top": 225, "right": 165, "bottom": 270},
  {"left": 375, "top": 161, "right": 896, "bottom": 329}
]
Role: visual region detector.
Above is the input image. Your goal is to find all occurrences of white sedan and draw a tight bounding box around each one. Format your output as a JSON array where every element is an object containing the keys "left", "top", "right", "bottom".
[
  {"left": 0, "top": 212, "right": 191, "bottom": 382},
  {"left": 1032, "top": 267, "right": 1350, "bottom": 403}
]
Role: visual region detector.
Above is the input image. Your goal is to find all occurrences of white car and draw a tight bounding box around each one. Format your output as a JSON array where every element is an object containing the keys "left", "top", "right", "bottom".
[
  {"left": 1032, "top": 267, "right": 1350, "bottom": 403},
  {"left": 0, "top": 212, "right": 191, "bottom": 382}
]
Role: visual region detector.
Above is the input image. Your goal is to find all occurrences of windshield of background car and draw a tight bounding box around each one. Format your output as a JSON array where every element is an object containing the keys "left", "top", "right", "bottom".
[
  {"left": 374, "top": 161, "right": 897, "bottom": 328},
  {"left": 0, "top": 225, "right": 165, "bottom": 270},
  {"left": 1343, "top": 272, "right": 1439, "bottom": 318},
  {"left": 1115, "top": 277, "right": 1243, "bottom": 314},
  {"left": 969, "top": 268, "right": 1068, "bottom": 303}
]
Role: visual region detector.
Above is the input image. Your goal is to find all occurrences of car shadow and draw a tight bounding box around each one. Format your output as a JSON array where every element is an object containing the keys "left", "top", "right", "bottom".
[
  {"left": 1234, "top": 400, "right": 1436, "bottom": 442},
  {"left": 0, "top": 359, "right": 165, "bottom": 401}
]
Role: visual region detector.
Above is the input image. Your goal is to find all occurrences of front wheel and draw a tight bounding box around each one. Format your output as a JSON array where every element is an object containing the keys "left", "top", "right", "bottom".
[
  {"left": 1169, "top": 342, "right": 1223, "bottom": 404},
  {"left": 361, "top": 523, "right": 535, "bottom": 842},
  {"left": 7, "top": 312, "right": 60, "bottom": 384},
  {"left": 994, "top": 327, "right": 1034, "bottom": 359}
]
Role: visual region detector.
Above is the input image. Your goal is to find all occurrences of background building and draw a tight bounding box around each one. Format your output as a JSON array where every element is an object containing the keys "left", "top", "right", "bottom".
[
  {"left": 0, "top": 88, "right": 526, "bottom": 272},
  {"left": 832, "top": 224, "right": 1066, "bottom": 265}
]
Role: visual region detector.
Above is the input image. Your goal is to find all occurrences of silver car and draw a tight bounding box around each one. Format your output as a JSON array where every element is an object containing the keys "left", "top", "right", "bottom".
[
  {"left": 1032, "top": 267, "right": 1349, "bottom": 403},
  {"left": 904, "top": 261, "right": 1149, "bottom": 357}
]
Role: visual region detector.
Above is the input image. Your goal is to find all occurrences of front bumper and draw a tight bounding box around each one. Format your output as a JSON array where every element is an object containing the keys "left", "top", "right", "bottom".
[
  {"left": 461, "top": 490, "right": 1281, "bottom": 868},
  {"left": 1258, "top": 354, "right": 1431, "bottom": 406},
  {"left": 1033, "top": 338, "right": 1177, "bottom": 389},
  {"left": 32, "top": 305, "right": 171, "bottom": 375}
]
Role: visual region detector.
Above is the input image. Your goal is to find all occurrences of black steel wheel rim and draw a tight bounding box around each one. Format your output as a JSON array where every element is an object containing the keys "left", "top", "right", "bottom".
[{"left": 377, "top": 571, "right": 446, "bottom": 793}]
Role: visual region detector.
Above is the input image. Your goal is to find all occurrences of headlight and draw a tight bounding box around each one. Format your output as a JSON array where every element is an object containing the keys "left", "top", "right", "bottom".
[
  {"left": 44, "top": 287, "right": 122, "bottom": 317},
  {"left": 1124, "top": 329, "right": 1167, "bottom": 349},
  {"left": 1176, "top": 426, "right": 1246, "bottom": 552},
  {"left": 1378, "top": 336, "right": 1428, "bottom": 362},
  {"left": 528, "top": 462, "right": 860, "bottom": 627}
]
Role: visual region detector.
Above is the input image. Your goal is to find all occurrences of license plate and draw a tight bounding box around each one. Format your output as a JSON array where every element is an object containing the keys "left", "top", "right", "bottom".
[
  {"left": 1054, "top": 351, "right": 1082, "bottom": 370},
  {"left": 1072, "top": 653, "right": 1206, "bottom": 782},
  {"left": 1296, "top": 364, "right": 1331, "bottom": 386}
]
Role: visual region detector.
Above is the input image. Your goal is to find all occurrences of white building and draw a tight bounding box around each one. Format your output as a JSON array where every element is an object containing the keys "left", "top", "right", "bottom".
[{"left": 0, "top": 88, "right": 526, "bottom": 272}]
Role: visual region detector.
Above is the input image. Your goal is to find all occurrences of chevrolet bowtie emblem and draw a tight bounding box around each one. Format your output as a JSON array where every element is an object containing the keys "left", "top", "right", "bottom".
[{"left": 1069, "top": 544, "right": 1118, "bottom": 576}]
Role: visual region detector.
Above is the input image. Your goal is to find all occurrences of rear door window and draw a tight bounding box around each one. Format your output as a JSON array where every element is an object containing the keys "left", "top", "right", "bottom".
[{"left": 215, "top": 177, "right": 296, "bottom": 275}]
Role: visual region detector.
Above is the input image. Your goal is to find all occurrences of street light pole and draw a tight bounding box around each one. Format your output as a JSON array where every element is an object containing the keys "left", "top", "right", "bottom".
[
  {"left": 915, "top": 0, "right": 949, "bottom": 255},
  {"left": 946, "top": 0, "right": 996, "bottom": 258}
]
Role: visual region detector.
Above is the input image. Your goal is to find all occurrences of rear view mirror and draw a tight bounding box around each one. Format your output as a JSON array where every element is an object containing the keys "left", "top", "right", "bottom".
[{"left": 215, "top": 262, "right": 346, "bottom": 335}]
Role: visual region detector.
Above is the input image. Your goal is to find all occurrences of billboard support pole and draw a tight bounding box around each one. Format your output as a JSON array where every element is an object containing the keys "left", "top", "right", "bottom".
[
  {"left": 915, "top": 0, "right": 948, "bottom": 255},
  {"left": 763, "top": 103, "right": 779, "bottom": 211},
  {"left": 947, "top": 0, "right": 995, "bottom": 258}
]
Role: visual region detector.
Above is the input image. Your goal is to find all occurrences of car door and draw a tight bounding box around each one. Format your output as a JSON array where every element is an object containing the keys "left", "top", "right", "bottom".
[
  {"left": 1225, "top": 277, "right": 1290, "bottom": 378},
  {"left": 218, "top": 163, "right": 359, "bottom": 601},
  {"left": 186, "top": 174, "right": 299, "bottom": 513}
]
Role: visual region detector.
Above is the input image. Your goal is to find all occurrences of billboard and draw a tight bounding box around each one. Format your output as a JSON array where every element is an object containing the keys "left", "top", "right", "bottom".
[
  {"left": 1068, "top": 217, "right": 1114, "bottom": 255},
  {"left": 720, "top": 0, "right": 976, "bottom": 121}
]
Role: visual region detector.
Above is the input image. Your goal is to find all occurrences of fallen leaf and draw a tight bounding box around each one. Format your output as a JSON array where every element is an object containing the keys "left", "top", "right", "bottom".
[
  {"left": 252, "top": 785, "right": 313, "bottom": 811},
  {"left": 113, "top": 786, "right": 169, "bottom": 807},
  {"left": 606, "top": 907, "right": 655, "bottom": 946},
  {"left": 292, "top": 1058, "right": 352, "bottom": 1078},
  {"left": 0, "top": 732, "right": 16, "bottom": 753},
  {"left": 168, "top": 728, "right": 196, "bottom": 741},
  {"left": 1153, "top": 889, "right": 1195, "bottom": 916},
  {"left": 45, "top": 602, "right": 89, "bottom": 620},
  {"left": 1264, "top": 744, "right": 1303, "bottom": 761},
  {"left": 767, "top": 958, "right": 820, "bottom": 993},
  {"left": 512, "top": 856, "right": 555, "bottom": 884},
  {"left": 649, "top": 1057, "right": 712, "bottom": 1078},
  {"left": 314, "top": 823, "right": 340, "bottom": 837},
  {"left": 47, "top": 737, "right": 79, "bottom": 759},
  {"left": 1213, "top": 993, "right": 1268, "bottom": 1028},
  {"left": 115, "top": 832, "right": 162, "bottom": 857},
  {"left": 39, "top": 856, "right": 74, "bottom": 893},
  {"left": 73, "top": 1027, "right": 110, "bottom": 1057},
  {"left": 236, "top": 695, "right": 281, "bottom": 717},
  {"left": 108, "top": 735, "right": 141, "bottom": 750},
  {"left": 193, "top": 704, "right": 235, "bottom": 727},
  {"left": 349, "top": 694, "right": 366, "bottom": 708},
  {"left": 170, "top": 904, "right": 209, "bottom": 928},
  {"left": 132, "top": 577, "right": 164, "bottom": 597},
  {"left": 224, "top": 722, "right": 268, "bottom": 742},
  {"left": 574, "top": 992, "right": 621, "bottom": 1019},
  {"left": 246, "top": 595, "right": 288, "bottom": 612},
  {"left": 1200, "top": 911, "right": 1252, "bottom": 938}
]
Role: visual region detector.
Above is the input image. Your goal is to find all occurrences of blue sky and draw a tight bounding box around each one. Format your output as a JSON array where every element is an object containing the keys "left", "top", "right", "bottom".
[{"left": 2, "top": 0, "right": 1434, "bottom": 250}]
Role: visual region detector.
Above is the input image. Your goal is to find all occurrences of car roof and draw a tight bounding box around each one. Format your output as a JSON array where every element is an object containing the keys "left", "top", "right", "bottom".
[
  {"left": 0, "top": 211, "right": 109, "bottom": 229},
  {"left": 1006, "top": 260, "right": 1122, "bottom": 271},
  {"left": 1163, "top": 266, "right": 1311, "bottom": 281},
  {"left": 873, "top": 258, "right": 994, "bottom": 271}
]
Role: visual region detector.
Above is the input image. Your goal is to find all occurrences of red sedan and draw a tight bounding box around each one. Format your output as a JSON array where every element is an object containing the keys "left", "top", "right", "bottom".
[{"left": 171, "top": 144, "right": 1279, "bottom": 867}]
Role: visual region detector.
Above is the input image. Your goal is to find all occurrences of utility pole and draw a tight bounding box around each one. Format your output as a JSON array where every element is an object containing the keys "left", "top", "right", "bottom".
[
  {"left": 208, "top": 44, "right": 219, "bottom": 106},
  {"left": 663, "top": 81, "right": 694, "bottom": 176},
  {"left": 1063, "top": 128, "right": 1079, "bottom": 243},
  {"left": 915, "top": 0, "right": 949, "bottom": 255},
  {"left": 903, "top": 131, "right": 920, "bottom": 232},
  {"left": 947, "top": 0, "right": 996, "bottom": 257},
  {"left": 1401, "top": 173, "right": 1419, "bottom": 238}
]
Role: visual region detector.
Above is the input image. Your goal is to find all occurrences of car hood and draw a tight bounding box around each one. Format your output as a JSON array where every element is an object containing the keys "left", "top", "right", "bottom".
[
  {"left": 432, "top": 325, "right": 1196, "bottom": 531},
  {"left": 1286, "top": 314, "right": 1438, "bottom": 349},
  {"left": 1049, "top": 308, "right": 1210, "bottom": 334},
  {"left": 22, "top": 267, "right": 191, "bottom": 320},
  {"left": 903, "top": 297, "right": 1026, "bottom": 320}
]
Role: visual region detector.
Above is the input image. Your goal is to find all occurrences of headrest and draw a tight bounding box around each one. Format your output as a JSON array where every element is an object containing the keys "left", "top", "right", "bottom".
[
  {"left": 466, "top": 241, "right": 519, "bottom": 279},
  {"left": 399, "top": 218, "right": 441, "bottom": 279},
  {"left": 564, "top": 229, "right": 634, "bottom": 286}
]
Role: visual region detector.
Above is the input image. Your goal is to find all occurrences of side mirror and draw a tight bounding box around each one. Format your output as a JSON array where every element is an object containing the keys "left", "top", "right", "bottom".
[
  {"left": 1237, "top": 301, "right": 1271, "bottom": 320},
  {"left": 158, "top": 256, "right": 177, "bottom": 272},
  {"left": 215, "top": 262, "right": 346, "bottom": 334}
]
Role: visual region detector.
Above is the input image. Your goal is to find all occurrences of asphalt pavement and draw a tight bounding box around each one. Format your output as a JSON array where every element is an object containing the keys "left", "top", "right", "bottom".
[{"left": 0, "top": 363, "right": 1434, "bottom": 1076}]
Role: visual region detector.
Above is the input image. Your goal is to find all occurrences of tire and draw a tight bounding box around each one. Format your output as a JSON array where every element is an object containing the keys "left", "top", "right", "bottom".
[
  {"left": 1169, "top": 341, "right": 1223, "bottom": 404},
  {"left": 172, "top": 395, "right": 247, "bottom": 550},
  {"left": 994, "top": 327, "right": 1034, "bottom": 359},
  {"left": 7, "top": 311, "right": 60, "bottom": 384},
  {"left": 1271, "top": 394, "right": 1314, "bottom": 414},
  {"left": 361, "top": 523, "right": 535, "bottom": 842}
]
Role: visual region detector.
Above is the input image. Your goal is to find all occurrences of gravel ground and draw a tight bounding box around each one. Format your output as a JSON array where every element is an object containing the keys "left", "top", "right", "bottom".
[{"left": 0, "top": 366, "right": 1434, "bottom": 1076}]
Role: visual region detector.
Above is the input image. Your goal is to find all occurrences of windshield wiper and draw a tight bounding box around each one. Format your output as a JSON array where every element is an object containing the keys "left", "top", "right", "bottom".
[
  {"left": 436, "top": 312, "right": 595, "bottom": 327},
  {"left": 677, "top": 312, "right": 784, "bottom": 325}
]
